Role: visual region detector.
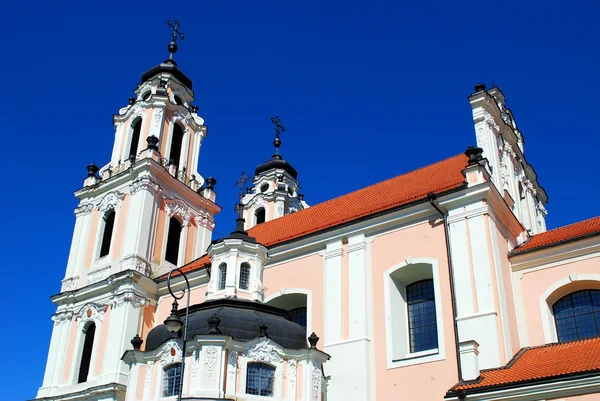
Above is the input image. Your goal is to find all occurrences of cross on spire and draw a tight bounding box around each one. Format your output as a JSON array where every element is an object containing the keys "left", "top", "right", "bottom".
[
  {"left": 270, "top": 116, "right": 285, "bottom": 156},
  {"left": 166, "top": 20, "right": 185, "bottom": 60}
]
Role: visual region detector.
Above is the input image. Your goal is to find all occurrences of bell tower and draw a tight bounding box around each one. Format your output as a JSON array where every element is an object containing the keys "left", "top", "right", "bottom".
[
  {"left": 37, "top": 23, "right": 221, "bottom": 401},
  {"left": 240, "top": 116, "right": 308, "bottom": 230}
]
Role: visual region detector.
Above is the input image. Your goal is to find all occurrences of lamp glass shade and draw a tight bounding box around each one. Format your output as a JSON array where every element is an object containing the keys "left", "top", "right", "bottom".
[{"left": 164, "top": 315, "right": 183, "bottom": 333}]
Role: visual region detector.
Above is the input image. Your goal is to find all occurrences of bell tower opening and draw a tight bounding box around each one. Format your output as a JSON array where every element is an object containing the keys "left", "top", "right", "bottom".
[
  {"left": 165, "top": 217, "right": 182, "bottom": 265},
  {"left": 99, "top": 210, "right": 115, "bottom": 258},
  {"left": 169, "top": 123, "right": 184, "bottom": 168},
  {"left": 77, "top": 323, "right": 96, "bottom": 384},
  {"left": 255, "top": 208, "right": 266, "bottom": 225},
  {"left": 128, "top": 118, "right": 142, "bottom": 159}
]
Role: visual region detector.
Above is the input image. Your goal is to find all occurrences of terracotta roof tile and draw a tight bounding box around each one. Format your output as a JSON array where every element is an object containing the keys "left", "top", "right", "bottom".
[
  {"left": 512, "top": 216, "right": 600, "bottom": 255},
  {"left": 451, "top": 336, "right": 600, "bottom": 393},
  {"left": 166, "top": 153, "right": 468, "bottom": 279}
]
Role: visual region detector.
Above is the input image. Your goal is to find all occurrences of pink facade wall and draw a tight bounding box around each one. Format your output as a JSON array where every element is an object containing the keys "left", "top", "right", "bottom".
[
  {"left": 371, "top": 221, "right": 459, "bottom": 401},
  {"left": 519, "top": 254, "right": 600, "bottom": 346},
  {"left": 112, "top": 197, "right": 129, "bottom": 260},
  {"left": 94, "top": 308, "right": 111, "bottom": 375}
]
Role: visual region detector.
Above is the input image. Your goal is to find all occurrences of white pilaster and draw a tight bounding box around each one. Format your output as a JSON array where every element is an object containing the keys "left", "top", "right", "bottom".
[
  {"left": 111, "top": 122, "right": 125, "bottom": 165},
  {"left": 149, "top": 104, "right": 166, "bottom": 141},
  {"left": 177, "top": 222, "right": 189, "bottom": 266},
  {"left": 225, "top": 350, "right": 238, "bottom": 396},
  {"left": 348, "top": 234, "right": 368, "bottom": 339},
  {"left": 197, "top": 344, "right": 225, "bottom": 398},
  {"left": 323, "top": 241, "right": 343, "bottom": 344},
  {"left": 124, "top": 362, "right": 140, "bottom": 401}
]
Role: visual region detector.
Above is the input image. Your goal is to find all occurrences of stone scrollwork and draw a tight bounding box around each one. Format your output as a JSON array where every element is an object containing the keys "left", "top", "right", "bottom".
[
  {"left": 120, "top": 255, "right": 151, "bottom": 276},
  {"left": 288, "top": 359, "right": 297, "bottom": 386},
  {"left": 144, "top": 360, "right": 154, "bottom": 393},
  {"left": 192, "top": 350, "right": 200, "bottom": 380},
  {"left": 165, "top": 198, "right": 193, "bottom": 226},
  {"left": 204, "top": 346, "right": 218, "bottom": 377},
  {"left": 74, "top": 203, "right": 93, "bottom": 217},
  {"left": 153, "top": 108, "right": 164, "bottom": 129},
  {"left": 483, "top": 110, "right": 500, "bottom": 132},
  {"left": 76, "top": 303, "right": 107, "bottom": 328},
  {"left": 130, "top": 176, "right": 162, "bottom": 196},
  {"left": 243, "top": 338, "right": 284, "bottom": 364},
  {"left": 98, "top": 191, "right": 126, "bottom": 213},
  {"left": 61, "top": 276, "right": 78, "bottom": 291},
  {"left": 88, "top": 265, "right": 111, "bottom": 284},
  {"left": 311, "top": 360, "right": 321, "bottom": 399},
  {"left": 51, "top": 310, "right": 73, "bottom": 325},
  {"left": 159, "top": 339, "right": 183, "bottom": 367},
  {"left": 227, "top": 350, "right": 238, "bottom": 381},
  {"left": 108, "top": 291, "right": 149, "bottom": 309}
]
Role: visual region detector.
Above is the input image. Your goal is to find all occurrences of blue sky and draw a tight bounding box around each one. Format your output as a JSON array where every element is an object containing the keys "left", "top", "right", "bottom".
[{"left": 1, "top": 1, "right": 598, "bottom": 399}]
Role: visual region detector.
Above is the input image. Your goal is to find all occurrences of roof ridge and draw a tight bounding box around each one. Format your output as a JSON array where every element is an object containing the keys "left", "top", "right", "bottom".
[
  {"left": 537, "top": 215, "right": 600, "bottom": 235},
  {"left": 248, "top": 153, "right": 465, "bottom": 232}
]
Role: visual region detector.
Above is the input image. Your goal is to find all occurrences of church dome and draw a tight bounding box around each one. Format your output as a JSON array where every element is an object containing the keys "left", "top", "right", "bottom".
[
  {"left": 145, "top": 297, "right": 307, "bottom": 351},
  {"left": 255, "top": 154, "right": 298, "bottom": 179},
  {"left": 140, "top": 59, "right": 193, "bottom": 89}
]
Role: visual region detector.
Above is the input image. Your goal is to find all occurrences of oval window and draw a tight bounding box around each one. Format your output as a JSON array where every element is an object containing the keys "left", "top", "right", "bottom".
[{"left": 260, "top": 183, "right": 269, "bottom": 193}]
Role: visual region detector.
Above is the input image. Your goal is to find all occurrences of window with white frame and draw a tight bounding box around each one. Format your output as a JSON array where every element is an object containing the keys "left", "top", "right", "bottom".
[
  {"left": 240, "top": 262, "right": 251, "bottom": 290},
  {"left": 553, "top": 290, "right": 600, "bottom": 342},
  {"left": 99, "top": 210, "right": 116, "bottom": 258},
  {"left": 77, "top": 323, "right": 96, "bottom": 383},
  {"left": 384, "top": 261, "right": 444, "bottom": 365},
  {"left": 218, "top": 263, "right": 227, "bottom": 291},
  {"left": 163, "top": 364, "right": 182, "bottom": 397},
  {"left": 246, "top": 362, "right": 275, "bottom": 396}
]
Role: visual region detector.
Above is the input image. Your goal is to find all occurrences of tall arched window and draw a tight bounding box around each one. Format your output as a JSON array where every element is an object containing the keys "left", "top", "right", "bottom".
[
  {"left": 255, "top": 208, "right": 266, "bottom": 225},
  {"left": 169, "top": 123, "right": 184, "bottom": 168},
  {"left": 165, "top": 217, "right": 182, "bottom": 265},
  {"left": 162, "top": 364, "right": 182, "bottom": 397},
  {"left": 288, "top": 307, "right": 307, "bottom": 330},
  {"left": 406, "top": 279, "right": 438, "bottom": 353},
  {"left": 246, "top": 362, "right": 275, "bottom": 396},
  {"left": 218, "top": 263, "right": 227, "bottom": 291},
  {"left": 239, "top": 263, "right": 251, "bottom": 290},
  {"left": 99, "top": 210, "right": 116, "bottom": 258},
  {"left": 553, "top": 290, "right": 600, "bottom": 342},
  {"left": 128, "top": 118, "right": 142, "bottom": 159},
  {"left": 77, "top": 323, "right": 96, "bottom": 383}
]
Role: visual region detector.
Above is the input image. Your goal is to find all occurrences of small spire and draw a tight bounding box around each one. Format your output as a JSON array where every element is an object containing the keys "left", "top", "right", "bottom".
[
  {"left": 166, "top": 20, "right": 185, "bottom": 62},
  {"left": 270, "top": 116, "right": 286, "bottom": 159}
]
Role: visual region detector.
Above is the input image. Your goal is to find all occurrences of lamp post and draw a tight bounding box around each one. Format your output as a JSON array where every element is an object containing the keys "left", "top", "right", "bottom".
[{"left": 164, "top": 267, "right": 191, "bottom": 401}]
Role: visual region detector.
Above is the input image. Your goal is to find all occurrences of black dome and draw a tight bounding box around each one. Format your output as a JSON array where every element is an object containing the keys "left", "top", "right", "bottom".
[
  {"left": 254, "top": 155, "right": 298, "bottom": 180},
  {"left": 145, "top": 298, "right": 307, "bottom": 352},
  {"left": 140, "top": 60, "right": 193, "bottom": 89}
]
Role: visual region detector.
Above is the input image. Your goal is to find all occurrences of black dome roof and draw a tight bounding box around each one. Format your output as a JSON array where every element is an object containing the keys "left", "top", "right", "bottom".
[
  {"left": 140, "top": 60, "right": 193, "bottom": 89},
  {"left": 145, "top": 298, "right": 307, "bottom": 352},
  {"left": 254, "top": 155, "right": 298, "bottom": 180}
]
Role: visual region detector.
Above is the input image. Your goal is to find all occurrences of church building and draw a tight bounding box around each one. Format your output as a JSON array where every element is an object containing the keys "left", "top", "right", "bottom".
[{"left": 35, "top": 29, "right": 600, "bottom": 401}]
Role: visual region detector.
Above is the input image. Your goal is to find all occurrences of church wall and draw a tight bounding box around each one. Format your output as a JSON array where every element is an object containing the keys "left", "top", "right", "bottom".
[
  {"left": 141, "top": 304, "right": 157, "bottom": 342},
  {"left": 340, "top": 243, "right": 349, "bottom": 341},
  {"left": 62, "top": 320, "right": 78, "bottom": 384},
  {"left": 94, "top": 307, "right": 112, "bottom": 376},
  {"left": 371, "top": 219, "right": 458, "bottom": 401},
  {"left": 112, "top": 196, "right": 130, "bottom": 261},
  {"left": 515, "top": 252, "right": 600, "bottom": 347},
  {"left": 153, "top": 200, "right": 167, "bottom": 264},
  {"left": 185, "top": 222, "right": 196, "bottom": 263},
  {"left": 84, "top": 211, "right": 100, "bottom": 268}
]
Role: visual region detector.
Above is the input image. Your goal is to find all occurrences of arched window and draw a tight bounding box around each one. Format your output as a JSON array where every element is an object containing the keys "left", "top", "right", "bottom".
[
  {"left": 406, "top": 279, "right": 438, "bottom": 353},
  {"left": 169, "top": 123, "right": 184, "bottom": 168},
  {"left": 162, "top": 364, "right": 182, "bottom": 397},
  {"left": 246, "top": 362, "right": 275, "bottom": 396},
  {"left": 99, "top": 210, "right": 115, "bottom": 258},
  {"left": 218, "top": 263, "right": 227, "bottom": 291},
  {"left": 165, "top": 217, "right": 182, "bottom": 265},
  {"left": 128, "top": 118, "right": 142, "bottom": 159},
  {"left": 174, "top": 95, "right": 184, "bottom": 106},
  {"left": 288, "top": 307, "right": 307, "bottom": 330},
  {"left": 255, "top": 208, "right": 266, "bottom": 225},
  {"left": 77, "top": 323, "right": 96, "bottom": 383},
  {"left": 240, "top": 263, "right": 251, "bottom": 290},
  {"left": 553, "top": 290, "right": 600, "bottom": 342}
]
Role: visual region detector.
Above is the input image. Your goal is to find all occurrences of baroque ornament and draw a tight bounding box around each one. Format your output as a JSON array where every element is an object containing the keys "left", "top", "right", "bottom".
[
  {"left": 144, "top": 361, "right": 154, "bottom": 392},
  {"left": 159, "top": 339, "right": 182, "bottom": 367},
  {"left": 108, "top": 291, "right": 149, "bottom": 309},
  {"left": 204, "top": 346, "right": 218, "bottom": 377},
  {"left": 130, "top": 176, "right": 162, "bottom": 196},
  {"left": 165, "top": 198, "right": 193, "bottom": 226},
  {"left": 227, "top": 350, "right": 238, "bottom": 381},
  {"left": 74, "top": 203, "right": 93, "bottom": 217},
  {"left": 120, "top": 255, "right": 150, "bottom": 276},
  {"left": 288, "top": 359, "right": 297, "bottom": 386},
  {"left": 153, "top": 108, "right": 165, "bottom": 128},
  {"left": 243, "top": 338, "right": 283, "bottom": 364},
  {"left": 191, "top": 350, "right": 200, "bottom": 380},
  {"left": 76, "top": 303, "right": 107, "bottom": 328},
  {"left": 98, "top": 191, "right": 125, "bottom": 213},
  {"left": 311, "top": 360, "right": 321, "bottom": 399},
  {"left": 51, "top": 311, "right": 73, "bottom": 325}
]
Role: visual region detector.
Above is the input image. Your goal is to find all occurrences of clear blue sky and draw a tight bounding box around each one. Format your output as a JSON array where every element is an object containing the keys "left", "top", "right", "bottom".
[{"left": 1, "top": 1, "right": 598, "bottom": 399}]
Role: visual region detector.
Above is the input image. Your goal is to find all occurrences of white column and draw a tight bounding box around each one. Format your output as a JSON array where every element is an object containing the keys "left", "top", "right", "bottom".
[
  {"left": 125, "top": 362, "right": 140, "bottom": 401},
  {"left": 323, "top": 241, "right": 343, "bottom": 344},
  {"left": 287, "top": 359, "right": 297, "bottom": 401},
  {"left": 197, "top": 344, "right": 225, "bottom": 398},
  {"left": 190, "top": 349, "right": 202, "bottom": 396},
  {"left": 63, "top": 210, "right": 87, "bottom": 280},
  {"left": 459, "top": 341, "right": 480, "bottom": 381},
  {"left": 194, "top": 223, "right": 208, "bottom": 259},
  {"left": 103, "top": 295, "right": 147, "bottom": 385},
  {"left": 225, "top": 350, "right": 238, "bottom": 397},
  {"left": 38, "top": 313, "right": 72, "bottom": 396},
  {"left": 177, "top": 222, "right": 189, "bottom": 266},
  {"left": 73, "top": 210, "right": 93, "bottom": 282},
  {"left": 149, "top": 105, "right": 166, "bottom": 142},
  {"left": 447, "top": 217, "right": 476, "bottom": 316},
  {"left": 225, "top": 251, "right": 238, "bottom": 297},
  {"left": 180, "top": 130, "right": 190, "bottom": 172},
  {"left": 112, "top": 122, "right": 125, "bottom": 165},
  {"left": 348, "top": 234, "right": 368, "bottom": 339}
]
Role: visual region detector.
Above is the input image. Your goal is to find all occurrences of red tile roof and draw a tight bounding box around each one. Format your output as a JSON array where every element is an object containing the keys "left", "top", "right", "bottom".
[
  {"left": 450, "top": 336, "right": 600, "bottom": 393},
  {"left": 511, "top": 216, "right": 600, "bottom": 255},
  {"left": 167, "top": 154, "right": 468, "bottom": 278}
]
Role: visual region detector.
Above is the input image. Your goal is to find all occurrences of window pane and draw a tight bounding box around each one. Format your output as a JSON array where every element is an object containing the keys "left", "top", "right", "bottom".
[
  {"left": 240, "top": 263, "right": 250, "bottom": 290},
  {"left": 553, "top": 290, "right": 600, "bottom": 342},
  {"left": 163, "top": 364, "right": 182, "bottom": 397},
  {"left": 288, "top": 307, "right": 307, "bottom": 330},
  {"left": 246, "top": 363, "right": 275, "bottom": 396},
  {"left": 406, "top": 279, "right": 438, "bottom": 353},
  {"left": 218, "top": 264, "right": 227, "bottom": 291}
]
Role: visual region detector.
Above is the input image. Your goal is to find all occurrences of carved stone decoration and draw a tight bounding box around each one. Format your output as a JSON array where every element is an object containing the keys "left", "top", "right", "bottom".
[
  {"left": 536, "top": 201, "right": 548, "bottom": 216},
  {"left": 130, "top": 176, "right": 162, "bottom": 196},
  {"left": 484, "top": 110, "right": 500, "bottom": 132},
  {"left": 120, "top": 255, "right": 151, "bottom": 276},
  {"left": 108, "top": 291, "right": 149, "bottom": 309},
  {"left": 88, "top": 265, "right": 111, "bottom": 284},
  {"left": 311, "top": 360, "right": 321, "bottom": 399},
  {"left": 74, "top": 203, "right": 93, "bottom": 217},
  {"left": 288, "top": 359, "right": 297, "bottom": 387},
  {"left": 61, "top": 276, "right": 78, "bottom": 291},
  {"left": 165, "top": 198, "right": 193, "bottom": 226},
  {"left": 153, "top": 108, "right": 165, "bottom": 129},
  {"left": 51, "top": 310, "right": 73, "bottom": 325},
  {"left": 159, "top": 339, "right": 183, "bottom": 367},
  {"left": 98, "top": 191, "right": 126, "bottom": 213},
  {"left": 191, "top": 350, "right": 200, "bottom": 380},
  {"left": 144, "top": 361, "right": 154, "bottom": 394},
  {"left": 227, "top": 350, "right": 238, "bottom": 381},
  {"left": 475, "top": 121, "right": 487, "bottom": 150},
  {"left": 76, "top": 303, "right": 107, "bottom": 328},
  {"left": 243, "top": 338, "right": 283, "bottom": 364},
  {"left": 204, "top": 346, "right": 218, "bottom": 377}
]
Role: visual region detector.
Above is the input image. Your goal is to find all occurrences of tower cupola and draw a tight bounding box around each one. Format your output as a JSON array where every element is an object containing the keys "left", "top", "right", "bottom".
[{"left": 240, "top": 116, "right": 308, "bottom": 230}]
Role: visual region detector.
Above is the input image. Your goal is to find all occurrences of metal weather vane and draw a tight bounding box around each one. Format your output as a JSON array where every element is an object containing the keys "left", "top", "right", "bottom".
[
  {"left": 234, "top": 171, "right": 250, "bottom": 201},
  {"left": 166, "top": 20, "right": 185, "bottom": 59}
]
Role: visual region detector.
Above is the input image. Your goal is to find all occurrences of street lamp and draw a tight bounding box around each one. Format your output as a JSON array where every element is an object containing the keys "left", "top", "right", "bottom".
[{"left": 164, "top": 267, "right": 191, "bottom": 401}]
